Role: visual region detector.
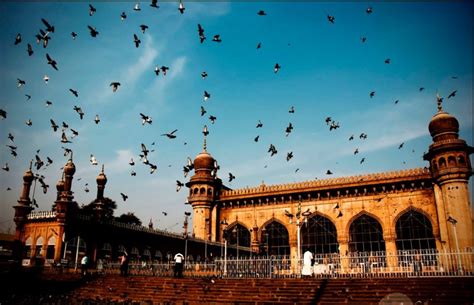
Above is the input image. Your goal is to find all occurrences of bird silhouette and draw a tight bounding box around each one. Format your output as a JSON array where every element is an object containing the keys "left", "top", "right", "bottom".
[
  {"left": 212, "top": 35, "right": 222, "bottom": 43},
  {"left": 326, "top": 170, "right": 333, "bottom": 175},
  {"left": 150, "top": 0, "right": 159, "bottom": 8},
  {"left": 140, "top": 24, "right": 149, "bottom": 34},
  {"left": 198, "top": 24, "right": 206, "bottom": 43},
  {"left": 89, "top": 4, "right": 96, "bottom": 16},
  {"left": 14, "top": 33, "right": 22, "bottom": 45},
  {"left": 178, "top": 0, "right": 185, "bottom": 14},
  {"left": 447, "top": 90, "right": 457, "bottom": 99},
  {"left": 88, "top": 25, "right": 99, "bottom": 37},
  {"left": 274, "top": 63, "right": 281, "bottom": 73},
  {"left": 46, "top": 53, "right": 58, "bottom": 71},
  {"left": 176, "top": 180, "right": 184, "bottom": 192},
  {"left": 286, "top": 152, "right": 293, "bottom": 161},
  {"left": 256, "top": 120, "right": 263, "bottom": 128},
  {"left": 110, "top": 82, "right": 121, "bottom": 92},
  {"left": 162, "top": 129, "right": 178, "bottom": 139},
  {"left": 69, "top": 88, "right": 78, "bottom": 97},
  {"left": 120, "top": 193, "right": 128, "bottom": 201},
  {"left": 27, "top": 43, "right": 33, "bottom": 56},
  {"left": 327, "top": 15, "right": 335, "bottom": 23},
  {"left": 133, "top": 34, "right": 141, "bottom": 48},
  {"left": 257, "top": 10, "right": 266, "bottom": 16},
  {"left": 228, "top": 173, "right": 236, "bottom": 182}
]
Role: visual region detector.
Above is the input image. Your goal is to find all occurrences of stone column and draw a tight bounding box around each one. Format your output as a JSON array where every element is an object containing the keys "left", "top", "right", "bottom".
[
  {"left": 384, "top": 235, "right": 398, "bottom": 271},
  {"left": 337, "top": 237, "right": 349, "bottom": 272}
]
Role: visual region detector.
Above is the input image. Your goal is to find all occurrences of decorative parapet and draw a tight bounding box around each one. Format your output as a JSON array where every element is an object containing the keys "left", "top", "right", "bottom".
[
  {"left": 220, "top": 167, "right": 431, "bottom": 200},
  {"left": 27, "top": 211, "right": 57, "bottom": 220}
]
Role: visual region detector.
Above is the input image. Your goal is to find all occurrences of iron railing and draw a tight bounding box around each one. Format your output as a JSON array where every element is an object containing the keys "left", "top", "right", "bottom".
[{"left": 87, "top": 248, "right": 474, "bottom": 278}]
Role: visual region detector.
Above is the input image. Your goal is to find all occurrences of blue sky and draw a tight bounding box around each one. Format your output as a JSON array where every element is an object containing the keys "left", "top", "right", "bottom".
[{"left": 0, "top": 2, "right": 472, "bottom": 234}]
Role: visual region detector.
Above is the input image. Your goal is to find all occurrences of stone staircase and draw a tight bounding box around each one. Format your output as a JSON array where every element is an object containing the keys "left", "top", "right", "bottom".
[{"left": 70, "top": 275, "right": 474, "bottom": 305}]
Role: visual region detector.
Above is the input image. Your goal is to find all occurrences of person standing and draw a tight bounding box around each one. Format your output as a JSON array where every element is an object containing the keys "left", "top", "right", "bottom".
[
  {"left": 120, "top": 251, "right": 129, "bottom": 276},
  {"left": 81, "top": 255, "right": 89, "bottom": 277},
  {"left": 302, "top": 249, "right": 313, "bottom": 277},
  {"left": 174, "top": 252, "right": 184, "bottom": 278}
]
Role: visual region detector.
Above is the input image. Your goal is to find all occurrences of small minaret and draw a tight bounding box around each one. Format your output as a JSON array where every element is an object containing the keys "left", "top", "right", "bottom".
[
  {"left": 55, "top": 174, "right": 65, "bottom": 202},
  {"left": 186, "top": 129, "right": 219, "bottom": 240},
  {"left": 13, "top": 162, "right": 35, "bottom": 239},
  {"left": 424, "top": 94, "right": 473, "bottom": 252},
  {"left": 55, "top": 157, "right": 76, "bottom": 221},
  {"left": 94, "top": 165, "right": 108, "bottom": 219}
]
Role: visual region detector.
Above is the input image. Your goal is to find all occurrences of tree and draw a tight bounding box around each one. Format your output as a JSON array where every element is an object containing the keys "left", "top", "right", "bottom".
[
  {"left": 116, "top": 212, "right": 142, "bottom": 226},
  {"left": 81, "top": 197, "right": 117, "bottom": 219}
]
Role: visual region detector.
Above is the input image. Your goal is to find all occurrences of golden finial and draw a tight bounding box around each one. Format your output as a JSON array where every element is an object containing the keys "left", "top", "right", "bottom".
[
  {"left": 202, "top": 125, "right": 208, "bottom": 152},
  {"left": 436, "top": 92, "right": 443, "bottom": 112},
  {"left": 101, "top": 164, "right": 105, "bottom": 173}
]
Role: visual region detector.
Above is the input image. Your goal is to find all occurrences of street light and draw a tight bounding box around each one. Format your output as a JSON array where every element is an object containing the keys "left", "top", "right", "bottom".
[
  {"left": 233, "top": 226, "right": 239, "bottom": 258},
  {"left": 221, "top": 219, "right": 228, "bottom": 276},
  {"left": 183, "top": 212, "right": 190, "bottom": 268},
  {"left": 284, "top": 202, "right": 312, "bottom": 272},
  {"left": 447, "top": 216, "right": 462, "bottom": 272},
  {"left": 204, "top": 217, "right": 210, "bottom": 261}
]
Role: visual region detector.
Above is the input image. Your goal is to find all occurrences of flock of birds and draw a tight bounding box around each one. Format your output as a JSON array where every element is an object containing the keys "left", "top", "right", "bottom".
[{"left": 0, "top": 2, "right": 461, "bottom": 224}]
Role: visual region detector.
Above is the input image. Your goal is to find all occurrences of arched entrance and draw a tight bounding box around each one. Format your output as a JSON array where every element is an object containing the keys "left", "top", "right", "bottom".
[
  {"left": 396, "top": 210, "right": 436, "bottom": 251},
  {"left": 262, "top": 221, "right": 290, "bottom": 256},
  {"left": 228, "top": 223, "right": 251, "bottom": 247},
  {"left": 349, "top": 214, "right": 385, "bottom": 253},
  {"left": 301, "top": 214, "right": 338, "bottom": 254}
]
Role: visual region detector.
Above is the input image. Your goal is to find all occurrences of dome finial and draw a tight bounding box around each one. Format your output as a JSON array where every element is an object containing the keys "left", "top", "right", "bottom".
[
  {"left": 202, "top": 125, "right": 209, "bottom": 152},
  {"left": 436, "top": 92, "right": 443, "bottom": 112},
  {"left": 29, "top": 160, "right": 32, "bottom": 170},
  {"left": 101, "top": 164, "right": 105, "bottom": 174}
]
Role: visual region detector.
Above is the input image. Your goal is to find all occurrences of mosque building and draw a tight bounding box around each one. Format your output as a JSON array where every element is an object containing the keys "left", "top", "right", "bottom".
[{"left": 12, "top": 100, "right": 473, "bottom": 269}]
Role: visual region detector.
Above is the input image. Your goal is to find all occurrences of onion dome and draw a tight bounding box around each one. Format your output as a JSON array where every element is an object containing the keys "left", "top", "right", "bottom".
[
  {"left": 63, "top": 159, "right": 76, "bottom": 176},
  {"left": 96, "top": 165, "right": 107, "bottom": 186},
  {"left": 194, "top": 150, "right": 215, "bottom": 171},
  {"left": 56, "top": 178, "right": 65, "bottom": 192},
  {"left": 428, "top": 111, "right": 459, "bottom": 141}
]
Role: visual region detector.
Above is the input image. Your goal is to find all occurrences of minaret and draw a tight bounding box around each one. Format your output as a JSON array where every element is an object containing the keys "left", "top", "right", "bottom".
[
  {"left": 13, "top": 162, "right": 34, "bottom": 239},
  {"left": 94, "top": 165, "right": 108, "bottom": 219},
  {"left": 186, "top": 129, "right": 219, "bottom": 240},
  {"left": 55, "top": 174, "right": 65, "bottom": 202},
  {"left": 424, "top": 94, "right": 473, "bottom": 252},
  {"left": 55, "top": 157, "right": 76, "bottom": 222},
  {"left": 53, "top": 157, "right": 76, "bottom": 261}
]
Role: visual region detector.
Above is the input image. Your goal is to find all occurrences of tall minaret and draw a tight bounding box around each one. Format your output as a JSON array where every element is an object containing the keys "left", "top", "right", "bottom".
[
  {"left": 13, "top": 162, "right": 34, "bottom": 239},
  {"left": 424, "top": 95, "right": 473, "bottom": 252},
  {"left": 94, "top": 165, "right": 108, "bottom": 219},
  {"left": 186, "top": 128, "right": 219, "bottom": 240}
]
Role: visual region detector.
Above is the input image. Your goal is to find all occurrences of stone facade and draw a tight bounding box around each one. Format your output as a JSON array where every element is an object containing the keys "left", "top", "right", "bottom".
[{"left": 187, "top": 105, "right": 473, "bottom": 261}]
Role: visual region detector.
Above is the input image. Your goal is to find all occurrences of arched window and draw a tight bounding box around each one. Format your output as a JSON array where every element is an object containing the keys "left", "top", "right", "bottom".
[
  {"left": 200, "top": 187, "right": 205, "bottom": 194},
  {"left": 155, "top": 250, "right": 163, "bottom": 261},
  {"left": 262, "top": 221, "right": 290, "bottom": 256},
  {"left": 349, "top": 214, "right": 385, "bottom": 253},
  {"left": 24, "top": 237, "right": 32, "bottom": 258},
  {"left": 396, "top": 210, "right": 436, "bottom": 251},
  {"left": 302, "top": 215, "right": 339, "bottom": 254},
  {"left": 207, "top": 188, "right": 213, "bottom": 195},
  {"left": 438, "top": 157, "right": 446, "bottom": 168},
  {"left": 458, "top": 155, "right": 466, "bottom": 165},
  {"left": 227, "top": 223, "right": 251, "bottom": 248},
  {"left": 46, "top": 236, "right": 56, "bottom": 259},
  {"left": 35, "top": 237, "right": 44, "bottom": 257},
  {"left": 100, "top": 242, "right": 112, "bottom": 259},
  {"left": 448, "top": 156, "right": 456, "bottom": 166},
  {"left": 193, "top": 188, "right": 199, "bottom": 195}
]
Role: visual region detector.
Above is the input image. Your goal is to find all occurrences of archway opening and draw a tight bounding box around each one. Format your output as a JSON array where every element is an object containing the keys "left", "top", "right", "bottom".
[
  {"left": 262, "top": 221, "right": 290, "bottom": 256},
  {"left": 349, "top": 214, "right": 385, "bottom": 253},
  {"left": 396, "top": 210, "right": 436, "bottom": 251},
  {"left": 228, "top": 223, "right": 251, "bottom": 248},
  {"left": 302, "top": 214, "right": 339, "bottom": 254}
]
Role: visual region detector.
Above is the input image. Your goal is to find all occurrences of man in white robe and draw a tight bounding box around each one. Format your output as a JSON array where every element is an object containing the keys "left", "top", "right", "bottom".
[{"left": 302, "top": 249, "right": 313, "bottom": 276}]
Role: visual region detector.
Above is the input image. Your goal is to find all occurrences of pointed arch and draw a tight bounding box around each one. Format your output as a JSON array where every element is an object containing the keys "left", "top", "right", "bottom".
[
  {"left": 227, "top": 222, "right": 251, "bottom": 247},
  {"left": 261, "top": 220, "right": 290, "bottom": 256},
  {"left": 345, "top": 210, "right": 385, "bottom": 237},
  {"left": 395, "top": 209, "right": 436, "bottom": 250},
  {"left": 301, "top": 213, "right": 339, "bottom": 254},
  {"left": 349, "top": 213, "right": 385, "bottom": 253}
]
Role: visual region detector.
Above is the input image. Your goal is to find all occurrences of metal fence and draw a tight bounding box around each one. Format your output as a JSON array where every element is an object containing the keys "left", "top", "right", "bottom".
[{"left": 87, "top": 248, "right": 474, "bottom": 278}]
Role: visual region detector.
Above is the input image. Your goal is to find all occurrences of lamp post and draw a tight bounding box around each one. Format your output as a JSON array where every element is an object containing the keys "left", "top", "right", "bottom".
[
  {"left": 221, "top": 219, "right": 228, "bottom": 276},
  {"left": 233, "top": 226, "right": 239, "bottom": 258},
  {"left": 284, "top": 202, "right": 312, "bottom": 272},
  {"left": 204, "top": 218, "right": 210, "bottom": 261},
  {"left": 447, "top": 216, "right": 462, "bottom": 273},
  {"left": 183, "top": 212, "right": 190, "bottom": 268}
]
